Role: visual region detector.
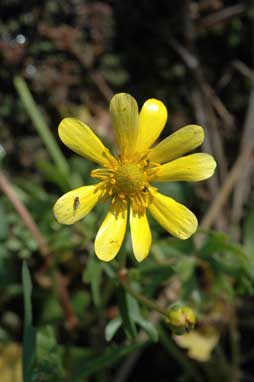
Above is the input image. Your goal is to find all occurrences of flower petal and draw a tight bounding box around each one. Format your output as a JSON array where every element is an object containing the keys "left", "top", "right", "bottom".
[
  {"left": 110, "top": 93, "right": 139, "bottom": 158},
  {"left": 58, "top": 118, "right": 116, "bottom": 167},
  {"left": 136, "top": 98, "right": 168, "bottom": 152},
  {"left": 53, "top": 185, "right": 101, "bottom": 225},
  {"left": 151, "top": 153, "right": 217, "bottom": 182},
  {"left": 148, "top": 125, "right": 204, "bottom": 164},
  {"left": 130, "top": 207, "right": 152, "bottom": 262},
  {"left": 149, "top": 192, "right": 198, "bottom": 240},
  {"left": 95, "top": 202, "right": 128, "bottom": 262}
]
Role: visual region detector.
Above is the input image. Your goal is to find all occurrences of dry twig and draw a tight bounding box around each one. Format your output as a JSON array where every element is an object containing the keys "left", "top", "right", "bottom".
[
  {"left": 0, "top": 171, "right": 49, "bottom": 256},
  {"left": 196, "top": 3, "right": 246, "bottom": 32},
  {"left": 200, "top": 146, "right": 253, "bottom": 230},
  {"left": 0, "top": 171, "right": 78, "bottom": 330},
  {"left": 232, "top": 76, "right": 254, "bottom": 223}
]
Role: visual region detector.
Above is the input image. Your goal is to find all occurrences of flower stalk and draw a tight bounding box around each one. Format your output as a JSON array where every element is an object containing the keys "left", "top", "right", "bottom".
[{"left": 118, "top": 269, "right": 168, "bottom": 317}]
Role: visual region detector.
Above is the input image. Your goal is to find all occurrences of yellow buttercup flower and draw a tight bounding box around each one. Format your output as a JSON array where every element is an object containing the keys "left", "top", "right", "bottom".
[{"left": 53, "top": 93, "right": 216, "bottom": 262}]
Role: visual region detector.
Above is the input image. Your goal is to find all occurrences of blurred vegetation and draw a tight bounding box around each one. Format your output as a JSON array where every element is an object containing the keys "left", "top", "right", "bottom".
[{"left": 0, "top": 0, "right": 253, "bottom": 381}]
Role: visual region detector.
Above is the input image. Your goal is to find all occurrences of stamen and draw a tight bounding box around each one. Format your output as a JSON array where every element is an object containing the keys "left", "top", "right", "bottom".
[
  {"left": 103, "top": 149, "right": 118, "bottom": 169},
  {"left": 92, "top": 153, "right": 157, "bottom": 213},
  {"left": 91, "top": 168, "right": 115, "bottom": 179},
  {"left": 146, "top": 161, "right": 161, "bottom": 180}
]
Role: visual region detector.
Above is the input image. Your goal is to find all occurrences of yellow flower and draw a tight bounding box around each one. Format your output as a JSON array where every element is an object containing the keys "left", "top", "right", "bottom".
[{"left": 53, "top": 93, "right": 216, "bottom": 262}]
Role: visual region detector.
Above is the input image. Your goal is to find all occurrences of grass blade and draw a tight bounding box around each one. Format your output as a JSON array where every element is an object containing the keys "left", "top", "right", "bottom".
[
  {"left": 22, "top": 261, "right": 36, "bottom": 382},
  {"left": 14, "top": 76, "right": 70, "bottom": 178}
]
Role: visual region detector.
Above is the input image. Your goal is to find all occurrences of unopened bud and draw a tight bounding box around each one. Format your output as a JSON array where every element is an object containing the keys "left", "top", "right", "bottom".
[{"left": 167, "top": 305, "right": 196, "bottom": 335}]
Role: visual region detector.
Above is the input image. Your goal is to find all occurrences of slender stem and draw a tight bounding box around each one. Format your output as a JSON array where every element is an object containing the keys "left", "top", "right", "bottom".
[
  {"left": 196, "top": 4, "right": 245, "bottom": 32},
  {"left": 0, "top": 171, "right": 49, "bottom": 256},
  {"left": 118, "top": 272, "right": 168, "bottom": 317},
  {"left": 71, "top": 45, "right": 113, "bottom": 102},
  {"left": 54, "top": 271, "right": 78, "bottom": 330},
  {"left": 0, "top": 170, "right": 78, "bottom": 329},
  {"left": 14, "top": 75, "right": 70, "bottom": 178}
]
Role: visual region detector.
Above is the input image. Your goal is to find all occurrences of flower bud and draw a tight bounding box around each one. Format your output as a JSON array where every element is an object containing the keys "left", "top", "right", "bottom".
[{"left": 167, "top": 305, "right": 196, "bottom": 335}]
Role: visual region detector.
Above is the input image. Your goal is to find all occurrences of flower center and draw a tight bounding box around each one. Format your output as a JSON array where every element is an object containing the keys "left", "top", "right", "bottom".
[{"left": 115, "top": 163, "right": 146, "bottom": 193}]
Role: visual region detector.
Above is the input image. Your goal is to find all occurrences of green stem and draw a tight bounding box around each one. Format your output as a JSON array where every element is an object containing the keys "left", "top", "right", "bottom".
[
  {"left": 158, "top": 324, "right": 203, "bottom": 382},
  {"left": 118, "top": 274, "right": 168, "bottom": 317},
  {"left": 14, "top": 75, "right": 70, "bottom": 178}
]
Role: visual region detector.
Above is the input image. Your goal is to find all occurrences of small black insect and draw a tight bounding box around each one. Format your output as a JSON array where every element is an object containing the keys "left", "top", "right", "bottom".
[{"left": 73, "top": 196, "right": 80, "bottom": 214}]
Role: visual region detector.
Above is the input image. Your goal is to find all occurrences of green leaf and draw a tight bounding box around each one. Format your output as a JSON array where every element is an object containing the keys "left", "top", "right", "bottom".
[
  {"left": 199, "top": 231, "right": 245, "bottom": 257},
  {"left": 243, "top": 208, "right": 254, "bottom": 278},
  {"left": 22, "top": 261, "right": 36, "bottom": 382},
  {"left": 105, "top": 292, "right": 158, "bottom": 342},
  {"left": 22, "top": 261, "right": 33, "bottom": 326},
  {"left": 205, "top": 252, "right": 245, "bottom": 278},
  {"left": 199, "top": 231, "right": 250, "bottom": 279},
  {"left": 32, "top": 326, "right": 65, "bottom": 382},
  {"left": 159, "top": 237, "right": 195, "bottom": 256},
  {"left": 198, "top": 231, "right": 253, "bottom": 294},
  {"left": 23, "top": 326, "right": 36, "bottom": 382},
  {"left": 105, "top": 317, "right": 122, "bottom": 341},
  {"left": 135, "top": 318, "right": 158, "bottom": 342},
  {"left": 0, "top": 200, "right": 8, "bottom": 240},
  {"left": 126, "top": 292, "right": 158, "bottom": 342},
  {"left": 172, "top": 257, "right": 195, "bottom": 281}
]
